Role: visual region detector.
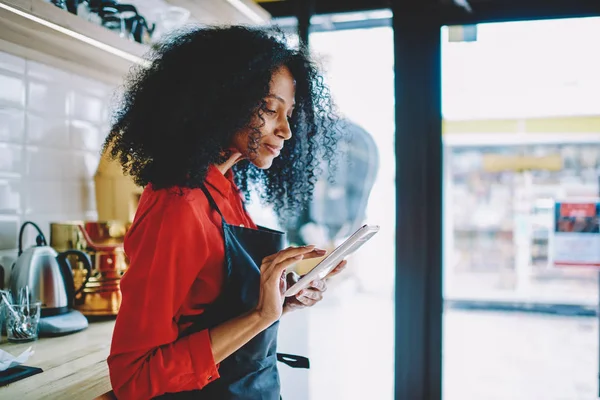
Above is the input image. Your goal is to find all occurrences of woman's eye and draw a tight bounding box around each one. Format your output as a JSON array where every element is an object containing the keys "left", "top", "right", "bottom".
[{"left": 265, "top": 108, "right": 277, "bottom": 114}]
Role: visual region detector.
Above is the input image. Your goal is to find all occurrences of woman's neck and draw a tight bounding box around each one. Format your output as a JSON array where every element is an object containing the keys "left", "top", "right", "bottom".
[{"left": 214, "top": 152, "right": 244, "bottom": 175}]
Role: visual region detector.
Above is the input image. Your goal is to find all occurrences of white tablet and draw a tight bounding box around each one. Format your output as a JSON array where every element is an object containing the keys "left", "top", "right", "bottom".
[{"left": 284, "top": 224, "right": 380, "bottom": 297}]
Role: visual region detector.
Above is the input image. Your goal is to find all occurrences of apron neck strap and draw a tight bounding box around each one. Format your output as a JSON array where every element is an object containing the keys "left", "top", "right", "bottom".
[{"left": 200, "top": 184, "right": 225, "bottom": 221}]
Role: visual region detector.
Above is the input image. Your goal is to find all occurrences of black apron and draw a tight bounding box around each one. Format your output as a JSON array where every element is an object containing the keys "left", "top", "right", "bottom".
[{"left": 155, "top": 185, "right": 308, "bottom": 400}]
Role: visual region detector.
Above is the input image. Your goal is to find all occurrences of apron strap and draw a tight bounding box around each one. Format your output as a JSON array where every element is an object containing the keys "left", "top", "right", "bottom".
[
  {"left": 276, "top": 353, "right": 310, "bottom": 369},
  {"left": 200, "top": 184, "right": 225, "bottom": 221}
]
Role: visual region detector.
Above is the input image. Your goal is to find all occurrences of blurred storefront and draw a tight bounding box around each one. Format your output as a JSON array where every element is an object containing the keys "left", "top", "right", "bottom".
[{"left": 442, "top": 18, "right": 600, "bottom": 310}]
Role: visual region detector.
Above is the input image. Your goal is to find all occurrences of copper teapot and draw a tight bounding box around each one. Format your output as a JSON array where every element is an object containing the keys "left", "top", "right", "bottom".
[{"left": 50, "top": 221, "right": 130, "bottom": 316}]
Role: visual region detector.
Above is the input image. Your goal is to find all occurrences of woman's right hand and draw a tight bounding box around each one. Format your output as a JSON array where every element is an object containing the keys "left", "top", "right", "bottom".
[{"left": 255, "top": 245, "right": 326, "bottom": 323}]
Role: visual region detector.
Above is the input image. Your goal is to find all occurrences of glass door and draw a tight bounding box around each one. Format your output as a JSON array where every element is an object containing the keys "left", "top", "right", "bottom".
[
  {"left": 249, "top": 13, "right": 396, "bottom": 399},
  {"left": 442, "top": 18, "right": 600, "bottom": 399}
]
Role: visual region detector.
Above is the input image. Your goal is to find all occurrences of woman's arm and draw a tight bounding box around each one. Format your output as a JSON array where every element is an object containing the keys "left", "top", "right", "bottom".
[
  {"left": 108, "top": 199, "right": 225, "bottom": 399},
  {"left": 108, "top": 196, "right": 319, "bottom": 400},
  {"left": 208, "top": 310, "right": 270, "bottom": 362}
]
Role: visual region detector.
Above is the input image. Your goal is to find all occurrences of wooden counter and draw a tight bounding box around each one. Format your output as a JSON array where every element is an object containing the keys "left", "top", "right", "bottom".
[{"left": 0, "top": 319, "right": 115, "bottom": 399}]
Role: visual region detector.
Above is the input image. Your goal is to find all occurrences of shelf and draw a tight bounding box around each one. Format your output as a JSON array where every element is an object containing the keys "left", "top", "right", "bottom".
[{"left": 0, "top": 0, "right": 150, "bottom": 85}]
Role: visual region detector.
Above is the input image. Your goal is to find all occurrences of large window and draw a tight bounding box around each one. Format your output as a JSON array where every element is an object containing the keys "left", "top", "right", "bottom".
[
  {"left": 250, "top": 14, "right": 600, "bottom": 400},
  {"left": 442, "top": 18, "right": 600, "bottom": 399}
]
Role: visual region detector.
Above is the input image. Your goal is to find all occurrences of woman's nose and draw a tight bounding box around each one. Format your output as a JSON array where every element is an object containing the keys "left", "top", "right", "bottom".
[{"left": 277, "top": 115, "right": 292, "bottom": 140}]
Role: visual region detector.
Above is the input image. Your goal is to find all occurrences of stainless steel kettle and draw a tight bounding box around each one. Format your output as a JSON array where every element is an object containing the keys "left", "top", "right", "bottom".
[{"left": 10, "top": 221, "right": 93, "bottom": 317}]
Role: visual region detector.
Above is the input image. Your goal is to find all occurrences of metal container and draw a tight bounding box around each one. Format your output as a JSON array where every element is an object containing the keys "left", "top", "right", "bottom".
[{"left": 50, "top": 221, "right": 130, "bottom": 316}]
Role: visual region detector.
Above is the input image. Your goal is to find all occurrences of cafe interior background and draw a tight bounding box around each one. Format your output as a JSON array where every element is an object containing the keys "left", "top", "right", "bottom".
[{"left": 0, "top": 0, "right": 599, "bottom": 399}]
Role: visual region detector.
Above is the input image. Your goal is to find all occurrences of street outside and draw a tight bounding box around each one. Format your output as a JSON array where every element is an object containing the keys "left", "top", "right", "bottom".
[{"left": 302, "top": 284, "right": 598, "bottom": 400}]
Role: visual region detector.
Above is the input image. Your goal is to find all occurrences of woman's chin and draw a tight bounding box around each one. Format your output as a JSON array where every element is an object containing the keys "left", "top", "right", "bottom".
[{"left": 250, "top": 156, "right": 275, "bottom": 170}]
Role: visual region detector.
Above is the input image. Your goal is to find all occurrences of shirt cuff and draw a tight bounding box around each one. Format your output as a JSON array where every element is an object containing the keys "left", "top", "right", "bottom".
[{"left": 187, "top": 329, "right": 221, "bottom": 388}]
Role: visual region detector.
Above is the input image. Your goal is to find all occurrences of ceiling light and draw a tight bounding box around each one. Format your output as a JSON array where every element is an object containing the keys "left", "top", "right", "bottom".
[
  {"left": 329, "top": 12, "right": 369, "bottom": 23},
  {"left": 366, "top": 9, "right": 393, "bottom": 20},
  {"left": 225, "top": 0, "right": 268, "bottom": 24}
]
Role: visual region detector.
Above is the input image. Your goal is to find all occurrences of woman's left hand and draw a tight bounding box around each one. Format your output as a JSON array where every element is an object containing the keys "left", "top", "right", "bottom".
[{"left": 283, "top": 260, "right": 348, "bottom": 314}]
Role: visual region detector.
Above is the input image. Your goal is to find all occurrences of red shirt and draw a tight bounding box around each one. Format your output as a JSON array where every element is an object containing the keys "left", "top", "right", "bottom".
[{"left": 108, "top": 165, "right": 257, "bottom": 400}]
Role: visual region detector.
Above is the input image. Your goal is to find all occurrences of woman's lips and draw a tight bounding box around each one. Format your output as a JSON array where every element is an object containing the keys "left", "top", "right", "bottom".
[{"left": 263, "top": 143, "right": 282, "bottom": 156}]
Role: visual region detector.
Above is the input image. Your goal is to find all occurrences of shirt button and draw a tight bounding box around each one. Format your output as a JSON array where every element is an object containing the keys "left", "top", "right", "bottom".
[
  {"left": 240, "top": 224, "right": 244, "bottom": 227},
  {"left": 208, "top": 376, "right": 212, "bottom": 381}
]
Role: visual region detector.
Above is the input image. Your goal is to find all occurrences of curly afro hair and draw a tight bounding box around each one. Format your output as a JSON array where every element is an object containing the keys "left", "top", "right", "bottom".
[{"left": 104, "top": 25, "right": 339, "bottom": 222}]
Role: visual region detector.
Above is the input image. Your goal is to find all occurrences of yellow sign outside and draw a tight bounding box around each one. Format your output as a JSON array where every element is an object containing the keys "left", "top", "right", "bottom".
[{"left": 482, "top": 154, "right": 563, "bottom": 172}]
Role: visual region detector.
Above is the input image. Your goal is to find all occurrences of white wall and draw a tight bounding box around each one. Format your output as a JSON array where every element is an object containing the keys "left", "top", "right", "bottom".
[
  {"left": 0, "top": 48, "right": 311, "bottom": 399},
  {"left": 0, "top": 50, "right": 114, "bottom": 279}
]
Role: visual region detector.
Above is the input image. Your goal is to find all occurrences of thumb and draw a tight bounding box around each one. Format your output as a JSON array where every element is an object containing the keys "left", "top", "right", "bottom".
[
  {"left": 286, "top": 271, "right": 301, "bottom": 289},
  {"left": 279, "top": 271, "right": 287, "bottom": 295}
]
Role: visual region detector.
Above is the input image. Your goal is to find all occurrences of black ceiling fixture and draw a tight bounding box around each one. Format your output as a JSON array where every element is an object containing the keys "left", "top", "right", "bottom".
[
  {"left": 257, "top": 0, "right": 391, "bottom": 19},
  {"left": 257, "top": 0, "right": 600, "bottom": 25}
]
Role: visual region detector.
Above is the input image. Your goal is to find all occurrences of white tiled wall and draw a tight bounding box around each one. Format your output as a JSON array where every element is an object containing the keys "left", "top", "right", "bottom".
[{"left": 0, "top": 50, "right": 115, "bottom": 257}]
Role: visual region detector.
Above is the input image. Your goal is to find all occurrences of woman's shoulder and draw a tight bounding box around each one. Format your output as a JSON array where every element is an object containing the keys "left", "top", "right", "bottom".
[
  {"left": 125, "top": 185, "right": 219, "bottom": 250},
  {"left": 138, "top": 184, "right": 213, "bottom": 221}
]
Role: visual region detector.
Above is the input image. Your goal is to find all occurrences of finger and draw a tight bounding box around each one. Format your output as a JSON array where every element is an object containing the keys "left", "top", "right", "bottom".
[
  {"left": 285, "top": 297, "right": 304, "bottom": 309},
  {"left": 309, "top": 279, "right": 327, "bottom": 292},
  {"left": 286, "top": 271, "right": 301, "bottom": 287},
  {"left": 270, "top": 245, "right": 320, "bottom": 267},
  {"left": 297, "top": 296, "right": 317, "bottom": 306},
  {"left": 297, "top": 289, "right": 323, "bottom": 301},
  {"left": 279, "top": 270, "right": 287, "bottom": 295},
  {"left": 296, "top": 290, "right": 322, "bottom": 306},
  {"left": 261, "top": 246, "right": 310, "bottom": 270},
  {"left": 333, "top": 259, "right": 348, "bottom": 271},
  {"left": 262, "top": 245, "right": 311, "bottom": 265},
  {"left": 261, "top": 246, "right": 299, "bottom": 265},
  {"left": 326, "top": 260, "right": 348, "bottom": 278},
  {"left": 300, "top": 249, "right": 328, "bottom": 260},
  {"left": 267, "top": 254, "right": 305, "bottom": 281}
]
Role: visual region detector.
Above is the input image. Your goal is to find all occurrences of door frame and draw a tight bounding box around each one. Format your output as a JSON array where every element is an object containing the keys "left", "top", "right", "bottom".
[{"left": 391, "top": 1, "right": 600, "bottom": 399}]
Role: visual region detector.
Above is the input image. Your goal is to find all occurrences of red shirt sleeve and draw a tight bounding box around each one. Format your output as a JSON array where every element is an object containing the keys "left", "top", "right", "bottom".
[{"left": 108, "top": 191, "right": 221, "bottom": 400}]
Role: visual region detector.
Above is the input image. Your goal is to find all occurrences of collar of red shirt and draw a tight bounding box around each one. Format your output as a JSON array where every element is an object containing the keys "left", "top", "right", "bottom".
[{"left": 205, "top": 165, "right": 237, "bottom": 199}]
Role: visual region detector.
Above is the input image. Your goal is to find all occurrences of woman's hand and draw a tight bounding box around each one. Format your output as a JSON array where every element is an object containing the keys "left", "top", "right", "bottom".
[
  {"left": 283, "top": 260, "right": 348, "bottom": 314},
  {"left": 255, "top": 245, "right": 327, "bottom": 323}
]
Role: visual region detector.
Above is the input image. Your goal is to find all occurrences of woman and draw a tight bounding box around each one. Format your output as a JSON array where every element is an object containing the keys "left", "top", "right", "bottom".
[{"left": 105, "top": 26, "right": 344, "bottom": 399}]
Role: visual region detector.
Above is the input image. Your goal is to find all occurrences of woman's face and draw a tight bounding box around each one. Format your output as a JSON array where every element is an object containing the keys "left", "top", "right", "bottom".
[{"left": 233, "top": 65, "right": 296, "bottom": 169}]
